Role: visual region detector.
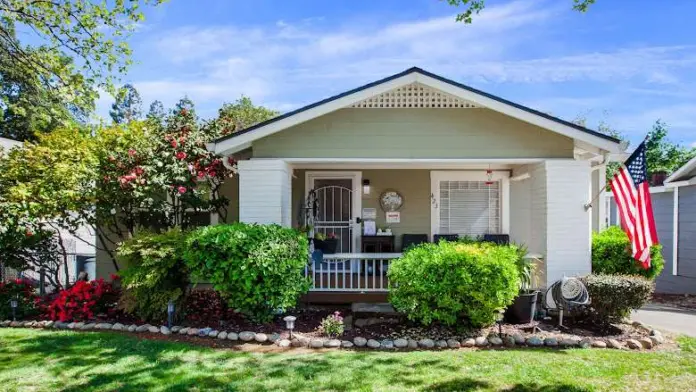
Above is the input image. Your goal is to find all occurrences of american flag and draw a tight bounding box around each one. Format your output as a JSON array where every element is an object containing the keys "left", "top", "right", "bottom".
[{"left": 610, "top": 141, "right": 659, "bottom": 268}]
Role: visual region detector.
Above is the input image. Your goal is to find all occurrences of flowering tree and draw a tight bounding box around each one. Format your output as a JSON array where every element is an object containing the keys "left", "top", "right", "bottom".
[{"left": 95, "top": 101, "right": 236, "bottom": 268}]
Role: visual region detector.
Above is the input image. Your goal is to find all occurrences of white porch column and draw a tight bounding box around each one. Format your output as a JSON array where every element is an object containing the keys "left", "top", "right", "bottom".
[
  {"left": 237, "top": 159, "right": 292, "bottom": 226},
  {"left": 544, "top": 160, "right": 592, "bottom": 286}
]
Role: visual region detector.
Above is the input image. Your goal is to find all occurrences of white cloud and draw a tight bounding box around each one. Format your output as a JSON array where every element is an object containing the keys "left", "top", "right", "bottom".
[{"left": 104, "top": 0, "right": 696, "bottom": 125}]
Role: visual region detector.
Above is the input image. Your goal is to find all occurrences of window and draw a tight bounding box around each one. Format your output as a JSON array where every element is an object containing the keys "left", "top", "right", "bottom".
[
  {"left": 439, "top": 180, "right": 501, "bottom": 236},
  {"left": 431, "top": 171, "right": 509, "bottom": 238}
]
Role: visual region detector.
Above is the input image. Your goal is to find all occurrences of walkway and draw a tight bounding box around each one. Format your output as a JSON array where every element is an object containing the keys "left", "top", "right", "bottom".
[{"left": 632, "top": 303, "right": 696, "bottom": 337}]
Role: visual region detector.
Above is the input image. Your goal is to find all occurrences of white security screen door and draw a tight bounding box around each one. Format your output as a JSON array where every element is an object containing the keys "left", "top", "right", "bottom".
[{"left": 306, "top": 172, "right": 362, "bottom": 253}]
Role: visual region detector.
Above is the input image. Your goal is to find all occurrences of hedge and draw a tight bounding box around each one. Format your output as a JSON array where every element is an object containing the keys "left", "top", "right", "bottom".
[
  {"left": 388, "top": 242, "right": 520, "bottom": 328},
  {"left": 592, "top": 226, "right": 664, "bottom": 280},
  {"left": 184, "top": 223, "right": 309, "bottom": 322}
]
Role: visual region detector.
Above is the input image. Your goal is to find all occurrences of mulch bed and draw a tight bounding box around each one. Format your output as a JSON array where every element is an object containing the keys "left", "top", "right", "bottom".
[{"left": 114, "top": 304, "right": 651, "bottom": 343}]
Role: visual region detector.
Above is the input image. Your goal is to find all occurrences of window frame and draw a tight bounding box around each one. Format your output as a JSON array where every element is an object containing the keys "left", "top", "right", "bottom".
[{"left": 430, "top": 170, "right": 510, "bottom": 240}]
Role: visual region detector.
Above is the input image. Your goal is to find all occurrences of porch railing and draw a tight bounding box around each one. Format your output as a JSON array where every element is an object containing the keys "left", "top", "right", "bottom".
[{"left": 305, "top": 252, "right": 402, "bottom": 292}]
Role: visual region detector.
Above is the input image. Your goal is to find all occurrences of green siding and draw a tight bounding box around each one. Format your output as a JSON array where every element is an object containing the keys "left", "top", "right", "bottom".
[
  {"left": 253, "top": 108, "right": 574, "bottom": 159},
  {"left": 292, "top": 169, "right": 431, "bottom": 250}
]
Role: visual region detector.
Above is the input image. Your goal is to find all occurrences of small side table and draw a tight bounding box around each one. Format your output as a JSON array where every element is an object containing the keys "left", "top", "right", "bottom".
[{"left": 361, "top": 235, "right": 395, "bottom": 253}]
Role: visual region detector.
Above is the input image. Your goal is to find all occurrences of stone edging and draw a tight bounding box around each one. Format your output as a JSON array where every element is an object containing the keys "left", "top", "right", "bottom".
[{"left": 0, "top": 319, "right": 666, "bottom": 351}]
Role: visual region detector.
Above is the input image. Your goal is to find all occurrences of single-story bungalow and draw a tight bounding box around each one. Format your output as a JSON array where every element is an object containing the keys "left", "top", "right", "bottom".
[{"left": 96, "top": 67, "right": 623, "bottom": 302}]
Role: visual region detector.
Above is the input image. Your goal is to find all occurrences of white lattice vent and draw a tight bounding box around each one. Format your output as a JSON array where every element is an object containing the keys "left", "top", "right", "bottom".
[{"left": 350, "top": 82, "right": 480, "bottom": 109}]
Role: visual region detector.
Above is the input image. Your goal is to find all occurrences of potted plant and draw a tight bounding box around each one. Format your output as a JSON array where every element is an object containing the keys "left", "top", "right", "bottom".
[
  {"left": 505, "top": 250, "right": 539, "bottom": 324},
  {"left": 314, "top": 232, "right": 339, "bottom": 254}
]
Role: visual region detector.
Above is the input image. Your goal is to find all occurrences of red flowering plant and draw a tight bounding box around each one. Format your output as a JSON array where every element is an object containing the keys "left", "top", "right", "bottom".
[
  {"left": 0, "top": 278, "right": 39, "bottom": 320},
  {"left": 46, "top": 277, "right": 121, "bottom": 322}
]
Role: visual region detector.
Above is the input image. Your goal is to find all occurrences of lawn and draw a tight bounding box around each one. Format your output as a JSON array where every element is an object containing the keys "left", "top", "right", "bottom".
[{"left": 1, "top": 329, "right": 695, "bottom": 392}]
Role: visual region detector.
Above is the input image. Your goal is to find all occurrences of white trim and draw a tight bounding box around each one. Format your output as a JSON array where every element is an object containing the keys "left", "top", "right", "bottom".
[
  {"left": 305, "top": 171, "right": 362, "bottom": 253},
  {"left": 607, "top": 186, "right": 673, "bottom": 195},
  {"left": 665, "top": 177, "right": 696, "bottom": 188},
  {"left": 510, "top": 172, "right": 531, "bottom": 182},
  {"left": 275, "top": 157, "right": 555, "bottom": 170},
  {"left": 666, "top": 155, "right": 696, "bottom": 183},
  {"left": 430, "top": 170, "right": 510, "bottom": 240},
  {"left": 212, "top": 70, "right": 621, "bottom": 155},
  {"left": 673, "top": 186, "right": 679, "bottom": 276}
]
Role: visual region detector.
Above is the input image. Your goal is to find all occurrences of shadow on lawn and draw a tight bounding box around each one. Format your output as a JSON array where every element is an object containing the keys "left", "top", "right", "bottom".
[{"left": 0, "top": 330, "right": 591, "bottom": 392}]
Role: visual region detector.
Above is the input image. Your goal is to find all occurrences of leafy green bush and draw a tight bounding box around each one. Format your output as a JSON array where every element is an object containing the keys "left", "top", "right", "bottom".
[
  {"left": 117, "top": 228, "right": 190, "bottom": 322},
  {"left": 184, "top": 223, "right": 310, "bottom": 322},
  {"left": 581, "top": 274, "right": 654, "bottom": 325},
  {"left": 388, "top": 242, "right": 521, "bottom": 328},
  {"left": 592, "top": 226, "right": 664, "bottom": 280}
]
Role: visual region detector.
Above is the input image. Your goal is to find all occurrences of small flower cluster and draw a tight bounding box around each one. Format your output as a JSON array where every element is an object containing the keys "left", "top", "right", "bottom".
[{"left": 319, "top": 311, "right": 345, "bottom": 338}]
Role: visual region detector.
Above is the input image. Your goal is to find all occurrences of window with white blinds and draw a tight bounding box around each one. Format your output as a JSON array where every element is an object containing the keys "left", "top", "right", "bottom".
[{"left": 438, "top": 180, "right": 501, "bottom": 236}]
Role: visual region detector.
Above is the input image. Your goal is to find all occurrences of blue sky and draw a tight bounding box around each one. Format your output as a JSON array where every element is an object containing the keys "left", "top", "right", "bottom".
[{"left": 102, "top": 0, "right": 696, "bottom": 147}]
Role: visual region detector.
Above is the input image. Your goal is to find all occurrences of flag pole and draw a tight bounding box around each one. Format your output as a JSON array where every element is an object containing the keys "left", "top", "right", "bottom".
[
  {"left": 584, "top": 186, "right": 608, "bottom": 211},
  {"left": 583, "top": 135, "right": 649, "bottom": 211}
]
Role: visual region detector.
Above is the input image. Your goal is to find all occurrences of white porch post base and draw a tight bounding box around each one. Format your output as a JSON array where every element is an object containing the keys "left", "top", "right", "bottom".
[
  {"left": 237, "top": 159, "right": 292, "bottom": 226},
  {"left": 544, "top": 160, "right": 591, "bottom": 287}
]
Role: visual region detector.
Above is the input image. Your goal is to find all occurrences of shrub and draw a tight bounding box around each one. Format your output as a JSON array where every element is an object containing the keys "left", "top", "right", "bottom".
[
  {"left": 117, "top": 228, "right": 190, "bottom": 322},
  {"left": 46, "top": 278, "right": 120, "bottom": 322},
  {"left": 388, "top": 242, "right": 521, "bottom": 328},
  {"left": 184, "top": 223, "right": 310, "bottom": 322},
  {"left": 319, "top": 311, "right": 345, "bottom": 337},
  {"left": 592, "top": 226, "right": 664, "bottom": 280},
  {"left": 0, "top": 279, "right": 39, "bottom": 320},
  {"left": 581, "top": 274, "right": 654, "bottom": 325}
]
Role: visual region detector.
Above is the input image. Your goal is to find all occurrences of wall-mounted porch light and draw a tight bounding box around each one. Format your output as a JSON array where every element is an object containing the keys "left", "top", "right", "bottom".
[{"left": 362, "top": 179, "right": 371, "bottom": 195}]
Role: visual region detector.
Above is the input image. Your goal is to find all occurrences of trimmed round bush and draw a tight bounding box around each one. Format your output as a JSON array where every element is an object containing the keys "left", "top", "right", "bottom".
[
  {"left": 592, "top": 226, "right": 664, "bottom": 280},
  {"left": 117, "top": 228, "right": 190, "bottom": 322},
  {"left": 581, "top": 274, "right": 654, "bottom": 325},
  {"left": 183, "top": 223, "right": 310, "bottom": 322},
  {"left": 388, "top": 242, "right": 521, "bottom": 328}
]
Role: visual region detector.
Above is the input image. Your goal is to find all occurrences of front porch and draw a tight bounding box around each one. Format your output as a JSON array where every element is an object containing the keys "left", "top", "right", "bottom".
[{"left": 235, "top": 158, "right": 595, "bottom": 298}]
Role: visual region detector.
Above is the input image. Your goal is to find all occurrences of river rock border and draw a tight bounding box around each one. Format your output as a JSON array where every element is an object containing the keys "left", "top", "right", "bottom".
[{"left": 0, "top": 319, "right": 665, "bottom": 351}]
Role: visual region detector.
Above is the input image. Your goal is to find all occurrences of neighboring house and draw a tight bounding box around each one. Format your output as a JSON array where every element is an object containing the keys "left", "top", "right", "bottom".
[
  {"left": 608, "top": 156, "right": 696, "bottom": 294},
  {"left": 96, "top": 67, "right": 622, "bottom": 302}
]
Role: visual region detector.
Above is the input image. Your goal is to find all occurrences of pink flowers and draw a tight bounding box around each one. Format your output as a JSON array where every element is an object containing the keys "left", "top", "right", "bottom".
[
  {"left": 176, "top": 151, "right": 187, "bottom": 160},
  {"left": 128, "top": 149, "right": 136, "bottom": 157},
  {"left": 178, "top": 186, "right": 187, "bottom": 194},
  {"left": 170, "top": 140, "right": 177, "bottom": 148}
]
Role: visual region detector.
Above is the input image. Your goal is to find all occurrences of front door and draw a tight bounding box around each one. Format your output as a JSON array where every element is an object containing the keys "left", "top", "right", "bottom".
[{"left": 306, "top": 172, "right": 362, "bottom": 254}]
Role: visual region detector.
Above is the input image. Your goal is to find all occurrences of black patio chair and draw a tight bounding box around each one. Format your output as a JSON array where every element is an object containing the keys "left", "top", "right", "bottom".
[
  {"left": 433, "top": 234, "right": 459, "bottom": 243},
  {"left": 482, "top": 234, "right": 510, "bottom": 245},
  {"left": 401, "top": 234, "right": 429, "bottom": 251}
]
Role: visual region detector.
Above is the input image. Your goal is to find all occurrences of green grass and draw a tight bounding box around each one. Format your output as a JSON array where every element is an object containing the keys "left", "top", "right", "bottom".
[{"left": 1, "top": 329, "right": 695, "bottom": 392}]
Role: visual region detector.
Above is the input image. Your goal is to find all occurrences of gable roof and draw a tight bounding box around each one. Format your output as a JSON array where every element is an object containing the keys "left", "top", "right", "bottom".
[
  {"left": 211, "top": 67, "right": 621, "bottom": 155},
  {"left": 666, "top": 155, "right": 696, "bottom": 183}
]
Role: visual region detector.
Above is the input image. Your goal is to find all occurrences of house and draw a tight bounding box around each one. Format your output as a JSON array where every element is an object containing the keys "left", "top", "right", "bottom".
[
  {"left": 609, "top": 156, "right": 696, "bottom": 294},
  {"left": 197, "top": 67, "right": 622, "bottom": 302}
]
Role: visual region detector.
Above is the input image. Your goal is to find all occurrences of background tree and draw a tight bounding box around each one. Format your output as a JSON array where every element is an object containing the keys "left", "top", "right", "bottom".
[
  {"left": 215, "top": 96, "right": 279, "bottom": 136},
  {"left": 445, "top": 0, "right": 596, "bottom": 23},
  {"left": 0, "top": 0, "right": 163, "bottom": 140},
  {"left": 110, "top": 84, "right": 143, "bottom": 124},
  {"left": 644, "top": 120, "right": 696, "bottom": 176},
  {"left": 0, "top": 128, "right": 99, "bottom": 282},
  {"left": 146, "top": 100, "right": 166, "bottom": 125}
]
